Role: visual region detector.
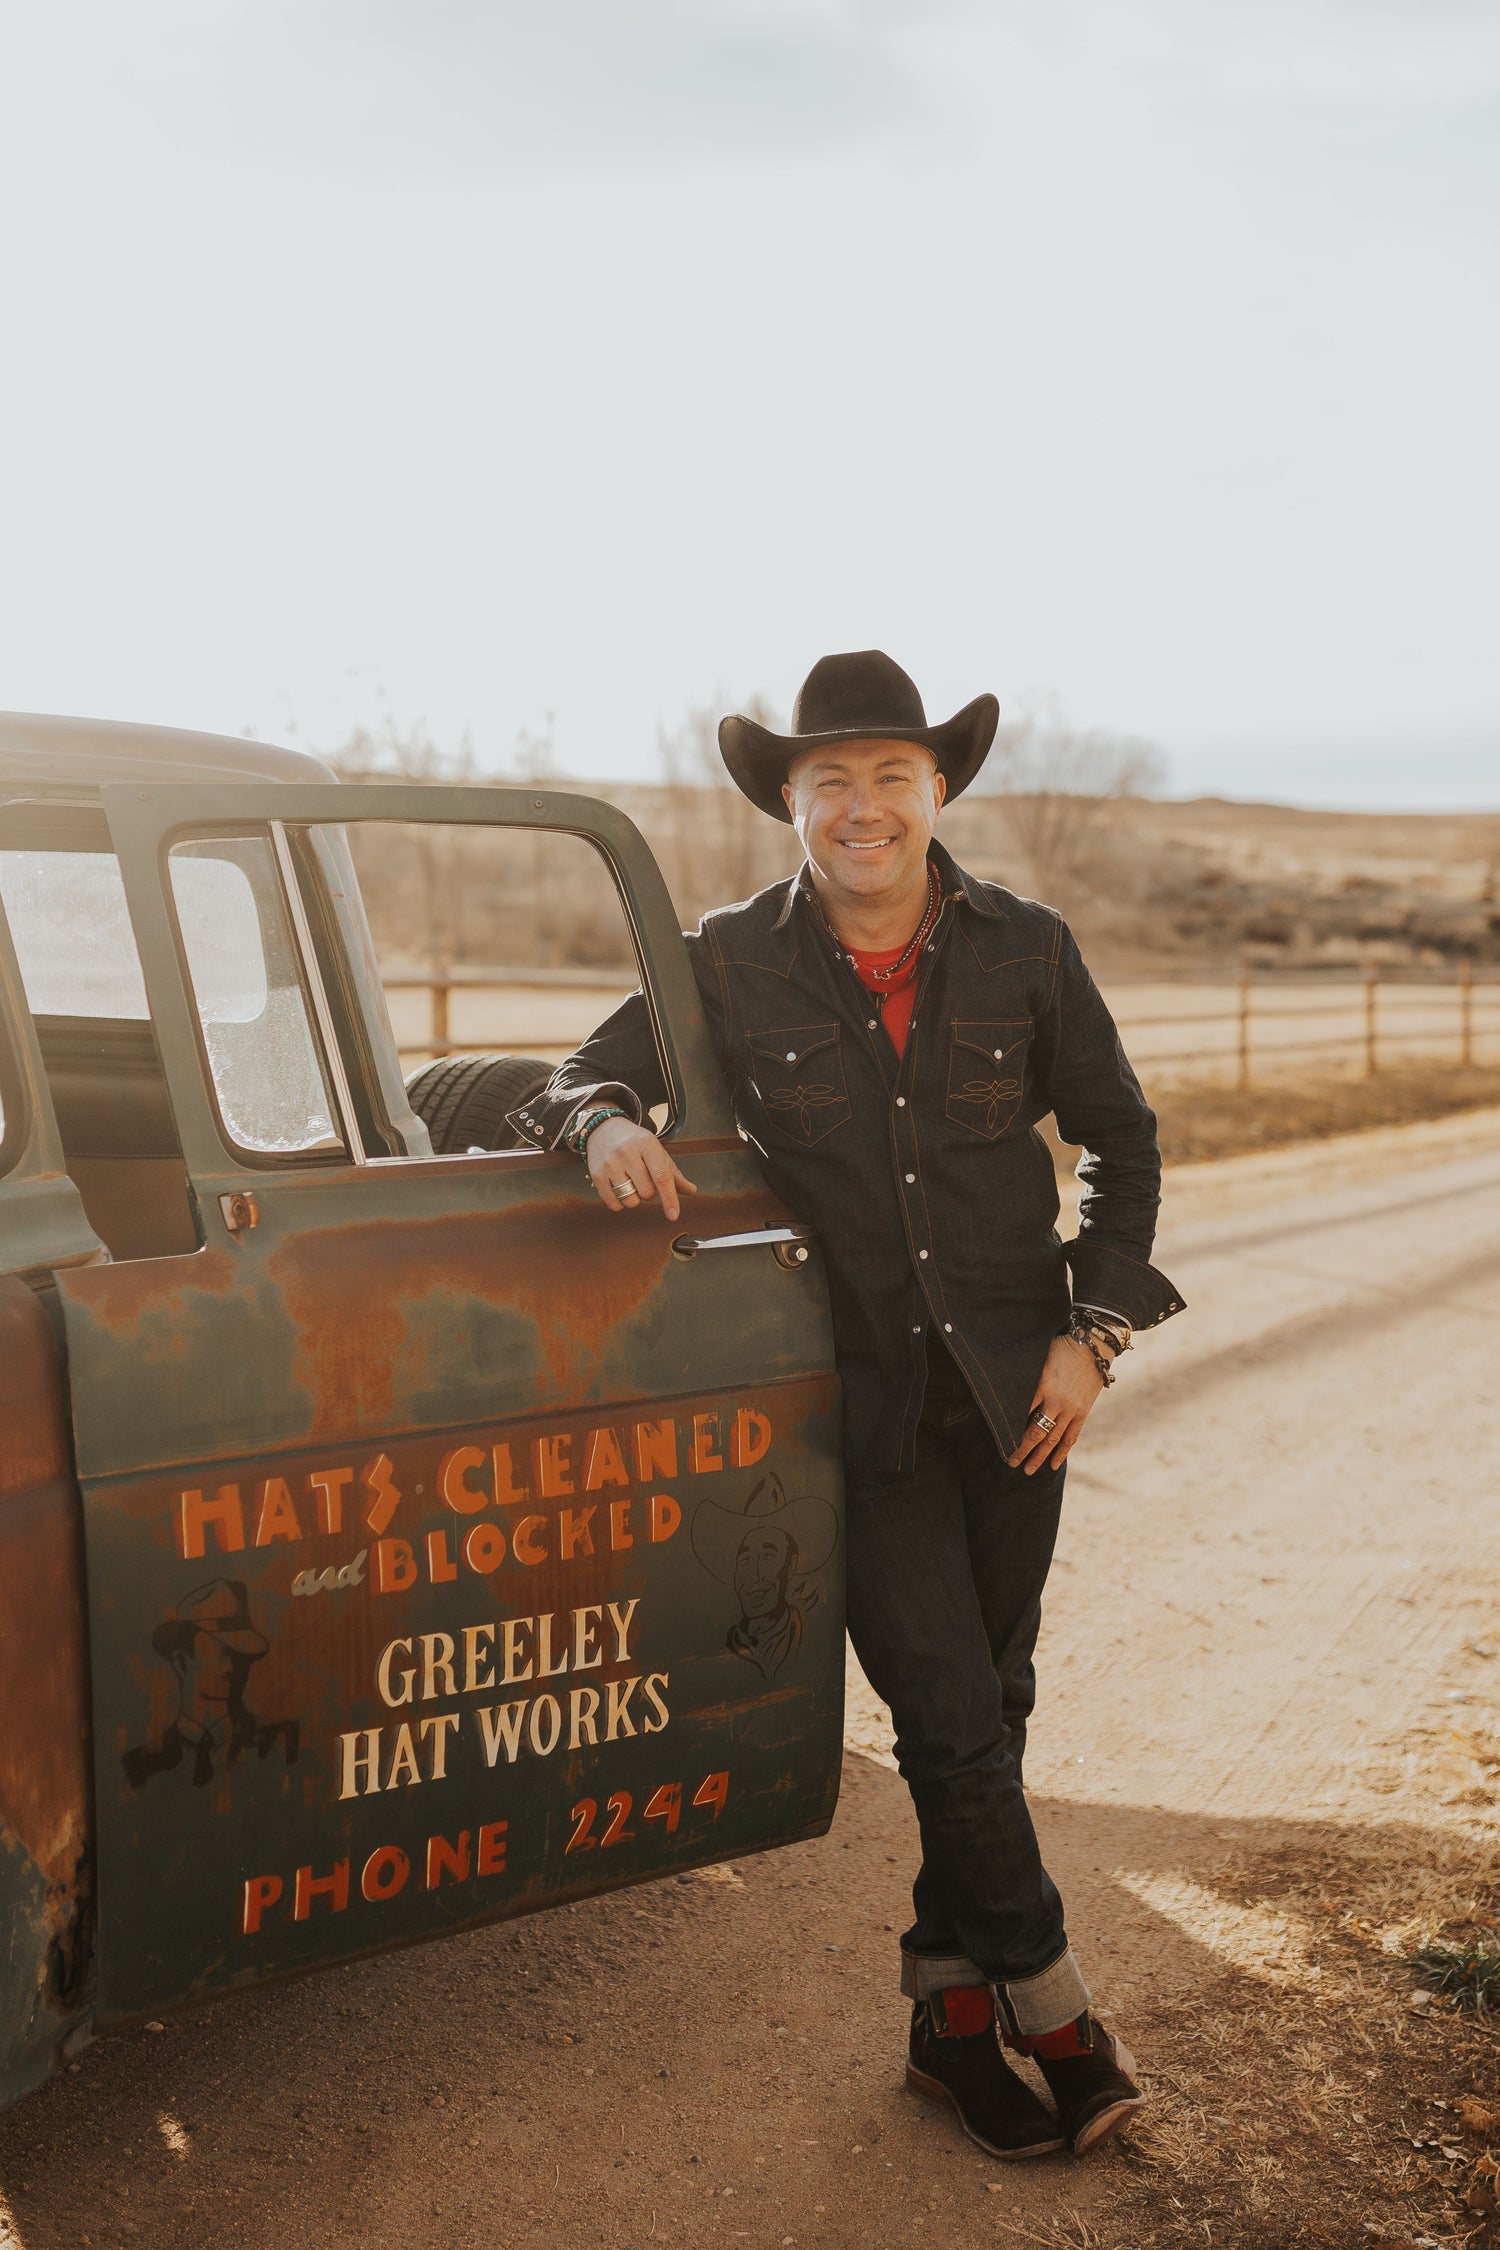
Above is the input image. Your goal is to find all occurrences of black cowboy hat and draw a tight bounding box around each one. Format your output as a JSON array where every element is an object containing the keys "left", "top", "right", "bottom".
[{"left": 718, "top": 650, "right": 1000, "bottom": 824}]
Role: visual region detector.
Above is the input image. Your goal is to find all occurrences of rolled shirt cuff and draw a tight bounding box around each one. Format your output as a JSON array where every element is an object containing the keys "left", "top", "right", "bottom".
[
  {"left": 506, "top": 1079, "right": 645, "bottom": 1153},
  {"left": 1064, "top": 1238, "right": 1184, "bottom": 1332}
]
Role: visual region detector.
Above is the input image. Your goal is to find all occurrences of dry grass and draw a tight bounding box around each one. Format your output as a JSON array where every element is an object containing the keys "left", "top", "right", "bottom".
[
  {"left": 1098, "top": 1825, "right": 1500, "bottom": 2249},
  {"left": 1149, "top": 1065, "right": 1500, "bottom": 1166}
]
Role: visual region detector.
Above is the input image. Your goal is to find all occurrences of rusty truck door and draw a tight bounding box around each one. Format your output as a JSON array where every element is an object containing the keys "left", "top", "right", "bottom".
[
  {"left": 57, "top": 783, "right": 842, "bottom": 2026},
  {"left": 0, "top": 871, "right": 105, "bottom": 1280},
  {"left": 0, "top": 884, "right": 101, "bottom": 2101}
]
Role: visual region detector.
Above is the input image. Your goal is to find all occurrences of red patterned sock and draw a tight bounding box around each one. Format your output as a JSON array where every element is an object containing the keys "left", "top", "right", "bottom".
[
  {"left": 1007, "top": 2011, "right": 1090, "bottom": 2060},
  {"left": 931, "top": 1985, "right": 995, "bottom": 2038}
]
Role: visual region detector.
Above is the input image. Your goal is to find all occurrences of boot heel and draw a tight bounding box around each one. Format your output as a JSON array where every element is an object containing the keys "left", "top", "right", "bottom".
[{"left": 904, "top": 2061, "right": 949, "bottom": 2105}]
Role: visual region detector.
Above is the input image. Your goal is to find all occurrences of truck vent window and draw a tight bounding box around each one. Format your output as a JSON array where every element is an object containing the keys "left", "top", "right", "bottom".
[{"left": 169, "top": 838, "right": 343, "bottom": 1158}]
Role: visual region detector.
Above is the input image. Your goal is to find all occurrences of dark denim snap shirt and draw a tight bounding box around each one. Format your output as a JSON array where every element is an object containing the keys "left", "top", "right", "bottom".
[{"left": 511, "top": 841, "right": 1183, "bottom": 1482}]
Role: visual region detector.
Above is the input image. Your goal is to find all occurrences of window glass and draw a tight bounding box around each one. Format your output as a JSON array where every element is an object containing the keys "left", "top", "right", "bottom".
[
  {"left": 336, "top": 819, "right": 642, "bottom": 1067},
  {"left": 169, "top": 838, "right": 342, "bottom": 1157},
  {"left": 322, "top": 817, "right": 667, "bottom": 1153},
  {"left": 0, "top": 850, "right": 149, "bottom": 1017}
]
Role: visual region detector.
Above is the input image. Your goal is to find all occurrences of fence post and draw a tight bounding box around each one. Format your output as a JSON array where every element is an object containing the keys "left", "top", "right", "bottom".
[
  {"left": 1237, "top": 972, "right": 1251, "bottom": 1090},
  {"left": 1363, "top": 965, "right": 1377, "bottom": 1076},
  {"left": 431, "top": 968, "right": 450, "bottom": 1061},
  {"left": 1460, "top": 960, "right": 1474, "bottom": 1067}
]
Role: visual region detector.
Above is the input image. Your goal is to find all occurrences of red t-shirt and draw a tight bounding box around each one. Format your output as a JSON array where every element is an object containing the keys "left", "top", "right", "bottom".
[{"left": 847, "top": 944, "right": 919, "bottom": 1059}]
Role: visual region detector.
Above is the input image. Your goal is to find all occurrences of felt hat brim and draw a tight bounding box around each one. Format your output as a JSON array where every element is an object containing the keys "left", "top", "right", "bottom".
[{"left": 718, "top": 693, "right": 1000, "bottom": 824}]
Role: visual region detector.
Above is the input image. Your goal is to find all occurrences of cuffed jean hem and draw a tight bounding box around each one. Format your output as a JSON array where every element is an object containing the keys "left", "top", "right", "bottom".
[
  {"left": 993, "top": 1946, "right": 1092, "bottom": 2038},
  {"left": 899, "top": 1943, "right": 1090, "bottom": 2035},
  {"left": 900, "top": 1949, "right": 990, "bottom": 2000}
]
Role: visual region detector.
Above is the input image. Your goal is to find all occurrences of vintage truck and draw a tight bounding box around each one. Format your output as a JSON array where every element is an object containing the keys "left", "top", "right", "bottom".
[{"left": 0, "top": 714, "right": 844, "bottom": 2107}]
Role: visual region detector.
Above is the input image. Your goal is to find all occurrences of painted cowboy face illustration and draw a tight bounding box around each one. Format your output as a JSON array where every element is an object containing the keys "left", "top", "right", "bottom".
[
  {"left": 692, "top": 1473, "right": 838, "bottom": 1679},
  {"left": 122, "top": 1579, "right": 299, "bottom": 1790}
]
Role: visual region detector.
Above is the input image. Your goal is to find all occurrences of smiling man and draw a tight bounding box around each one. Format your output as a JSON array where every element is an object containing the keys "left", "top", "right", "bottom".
[{"left": 511, "top": 650, "right": 1183, "bottom": 2162}]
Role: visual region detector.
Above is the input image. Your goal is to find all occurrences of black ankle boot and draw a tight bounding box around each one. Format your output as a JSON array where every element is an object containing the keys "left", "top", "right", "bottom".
[
  {"left": 906, "top": 2001, "right": 1066, "bottom": 2160},
  {"left": 1030, "top": 2015, "right": 1143, "bottom": 2156}
]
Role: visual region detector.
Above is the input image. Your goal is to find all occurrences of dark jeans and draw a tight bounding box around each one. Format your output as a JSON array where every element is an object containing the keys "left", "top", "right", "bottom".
[{"left": 844, "top": 1342, "right": 1069, "bottom": 1991}]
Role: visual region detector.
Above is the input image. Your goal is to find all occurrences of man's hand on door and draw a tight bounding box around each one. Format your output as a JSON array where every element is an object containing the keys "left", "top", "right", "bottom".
[{"left": 586, "top": 1118, "right": 698, "bottom": 1223}]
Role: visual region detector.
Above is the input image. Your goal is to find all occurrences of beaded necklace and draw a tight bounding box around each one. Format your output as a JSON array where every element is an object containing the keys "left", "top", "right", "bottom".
[{"left": 863, "top": 860, "right": 942, "bottom": 983}]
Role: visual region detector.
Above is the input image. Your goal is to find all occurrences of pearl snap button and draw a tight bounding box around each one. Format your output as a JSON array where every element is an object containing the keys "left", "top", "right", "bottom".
[
  {"left": 918, "top": 1249, "right": 929, "bottom": 1260},
  {"left": 896, "top": 1097, "right": 906, "bottom": 1107},
  {"left": 867, "top": 1019, "right": 877, "bottom": 1030},
  {"left": 785, "top": 1051, "right": 796, "bottom": 1062},
  {"left": 905, "top": 1172, "right": 914, "bottom": 1183},
  {"left": 994, "top": 1048, "right": 1003, "bottom": 1058},
  {"left": 944, "top": 1323, "right": 952, "bottom": 1333}
]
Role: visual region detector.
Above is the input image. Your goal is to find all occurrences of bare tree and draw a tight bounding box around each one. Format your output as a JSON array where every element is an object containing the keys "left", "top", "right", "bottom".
[
  {"left": 978, "top": 694, "right": 1164, "bottom": 903},
  {"left": 321, "top": 712, "right": 484, "bottom": 967},
  {"left": 657, "top": 694, "right": 786, "bottom": 916}
]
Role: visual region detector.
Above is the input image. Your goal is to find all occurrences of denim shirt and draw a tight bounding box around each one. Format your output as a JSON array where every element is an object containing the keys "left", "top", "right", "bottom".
[{"left": 510, "top": 841, "right": 1183, "bottom": 1482}]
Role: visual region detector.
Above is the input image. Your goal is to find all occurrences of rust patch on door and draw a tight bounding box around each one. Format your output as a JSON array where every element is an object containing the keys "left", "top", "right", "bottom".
[
  {"left": 266, "top": 1187, "right": 785, "bottom": 1444},
  {"left": 0, "top": 1277, "right": 91, "bottom": 1978}
]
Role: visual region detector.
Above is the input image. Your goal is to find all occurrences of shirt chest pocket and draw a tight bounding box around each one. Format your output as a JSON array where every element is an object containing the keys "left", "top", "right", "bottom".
[
  {"left": 745, "top": 1023, "right": 851, "bottom": 1145},
  {"left": 946, "top": 1020, "right": 1031, "bottom": 1140}
]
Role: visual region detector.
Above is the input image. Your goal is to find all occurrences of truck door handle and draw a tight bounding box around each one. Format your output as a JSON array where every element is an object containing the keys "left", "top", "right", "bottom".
[{"left": 671, "top": 1224, "right": 814, "bottom": 1270}]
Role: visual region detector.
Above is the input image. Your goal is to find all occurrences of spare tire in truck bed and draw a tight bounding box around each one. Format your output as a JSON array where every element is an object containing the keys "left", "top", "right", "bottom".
[{"left": 405, "top": 1052, "right": 557, "bottom": 1153}]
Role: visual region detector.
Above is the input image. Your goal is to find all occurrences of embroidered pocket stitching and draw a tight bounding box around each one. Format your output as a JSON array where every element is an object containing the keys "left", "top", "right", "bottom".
[
  {"left": 747, "top": 1022, "right": 850, "bottom": 1146},
  {"left": 946, "top": 1020, "right": 1030, "bottom": 1140}
]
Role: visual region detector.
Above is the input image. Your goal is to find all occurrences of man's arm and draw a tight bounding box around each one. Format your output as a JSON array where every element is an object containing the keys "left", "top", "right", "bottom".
[
  {"left": 1031, "top": 919, "right": 1184, "bottom": 1335},
  {"left": 504, "top": 988, "right": 698, "bottom": 1223}
]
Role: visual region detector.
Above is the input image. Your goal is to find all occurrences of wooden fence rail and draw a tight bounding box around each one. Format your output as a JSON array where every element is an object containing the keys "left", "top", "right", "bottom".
[
  {"left": 383, "top": 963, "right": 1500, "bottom": 1087},
  {"left": 1112, "top": 965, "right": 1500, "bottom": 1089}
]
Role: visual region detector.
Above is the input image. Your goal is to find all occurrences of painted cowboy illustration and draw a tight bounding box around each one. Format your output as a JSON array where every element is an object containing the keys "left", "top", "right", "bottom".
[
  {"left": 122, "top": 1578, "right": 299, "bottom": 1790},
  {"left": 690, "top": 1472, "right": 838, "bottom": 1679},
  {"left": 511, "top": 650, "right": 1183, "bottom": 2162}
]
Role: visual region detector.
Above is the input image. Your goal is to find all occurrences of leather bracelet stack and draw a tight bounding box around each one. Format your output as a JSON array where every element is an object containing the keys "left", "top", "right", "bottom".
[
  {"left": 1063, "top": 1311, "right": 1132, "bottom": 1388},
  {"left": 566, "top": 1104, "right": 627, "bottom": 1161}
]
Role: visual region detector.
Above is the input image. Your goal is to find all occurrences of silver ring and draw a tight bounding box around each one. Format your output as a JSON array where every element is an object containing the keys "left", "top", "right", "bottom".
[
  {"left": 1030, "top": 1410, "right": 1058, "bottom": 1434},
  {"left": 612, "top": 1179, "right": 638, "bottom": 1197}
]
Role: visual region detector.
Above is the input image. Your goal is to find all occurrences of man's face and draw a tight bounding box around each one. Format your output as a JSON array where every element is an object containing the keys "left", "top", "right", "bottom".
[
  {"left": 782, "top": 739, "right": 945, "bottom": 909},
  {"left": 176, "top": 1628, "right": 238, "bottom": 1712},
  {"left": 733, "top": 1527, "right": 795, "bottom": 1619}
]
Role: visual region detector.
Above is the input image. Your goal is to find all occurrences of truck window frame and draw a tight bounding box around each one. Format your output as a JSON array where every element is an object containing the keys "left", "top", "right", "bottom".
[
  {"left": 0, "top": 995, "right": 23, "bottom": 1178},
  {"left": 0, "top": 798, "right": 109, "bottom": 1275},
  {"left": 102, "top": 782, "right": 733, "bottom": 1199}
]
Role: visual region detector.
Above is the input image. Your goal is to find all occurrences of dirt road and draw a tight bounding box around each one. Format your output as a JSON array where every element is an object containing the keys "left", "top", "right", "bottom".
[{"left": 5, "top": 1109, "right": 1500, "bottom": 2249}]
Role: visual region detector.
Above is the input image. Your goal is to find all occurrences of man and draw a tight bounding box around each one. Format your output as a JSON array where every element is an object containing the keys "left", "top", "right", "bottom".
[{"left": 511, "top": 650, "right": 1182, "bottom": 2162}]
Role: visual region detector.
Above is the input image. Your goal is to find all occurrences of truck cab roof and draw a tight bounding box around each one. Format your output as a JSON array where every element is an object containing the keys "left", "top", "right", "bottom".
[{"left": 0, "top": 712, "right": 336, "bottom": 794}]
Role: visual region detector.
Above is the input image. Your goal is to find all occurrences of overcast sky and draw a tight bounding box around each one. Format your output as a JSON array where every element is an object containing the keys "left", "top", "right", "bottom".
[{"left": 1, "top": 0, "right": 1496, "bottom": 808}]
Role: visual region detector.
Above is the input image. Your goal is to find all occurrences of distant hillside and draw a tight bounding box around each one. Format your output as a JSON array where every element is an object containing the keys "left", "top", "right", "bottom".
[
  {"left": 337, "top": 767, "right": 1500, "bottom": 979},
  {"left": 597, "top": 782, "right": 1500, "bottom": 977}
]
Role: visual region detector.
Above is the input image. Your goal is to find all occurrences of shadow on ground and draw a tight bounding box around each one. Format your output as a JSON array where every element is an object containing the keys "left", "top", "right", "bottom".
[{"left": 0, "top": 1755, "right": 1492, "bottom": 2249}]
